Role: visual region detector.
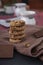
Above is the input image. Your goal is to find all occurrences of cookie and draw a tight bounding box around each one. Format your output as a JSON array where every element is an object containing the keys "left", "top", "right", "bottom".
[
  {"left": 13, "top": 34, "right": 25, "bottom": 39},
  {"left": 10, "top": 26, "right": 25, "bottom": 31},
  {"left": 9, "top": 38, "right": 21, "bottom": 43},
  {"left": 9, "top": 20, "right": 26, "bottom": 43},
  {"left": 10, "top": 21, "right": 15, "bottom": 26},
  {"left": 9, "top": 30, "right": 25, "bottom": 35},
  {"left": 9, "top": 34, "right": 14, "bottom": 39},
  {"left": 10, "top": 33, "right": 25, "bottom": 39},
  {"left": 13, "top": 26, "right": 25, "bottom": 31},
  {"left": 13, "top": 30, "right": 25, "bottom": 35},
  {"left": 10, "top": 20, "right": 25, "bottom": 27},
  {"left": 14, "top": 20, "right": 25, "bottom": 27}
]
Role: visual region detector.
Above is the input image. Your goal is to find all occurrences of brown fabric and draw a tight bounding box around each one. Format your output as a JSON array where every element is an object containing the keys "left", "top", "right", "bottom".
[{"left": 0, "top": 25, "right": 43, "bottom": 61}]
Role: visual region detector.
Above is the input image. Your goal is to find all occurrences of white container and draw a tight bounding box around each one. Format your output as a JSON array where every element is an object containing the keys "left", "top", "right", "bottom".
[
  {"left": 14, "top": 3, "right": 26, "bottom": 8},
  {"left": 13, "top": 3, "right": 26, "bottom": 16},
  {"left": 0, "top": 8, "right": 4, "bottom": 12},
  {"left": 4, "top": 5, "right": 14, "bottom": 14},
  {"left": 19, "top": 11, "right": 36, "bottom": 17}
]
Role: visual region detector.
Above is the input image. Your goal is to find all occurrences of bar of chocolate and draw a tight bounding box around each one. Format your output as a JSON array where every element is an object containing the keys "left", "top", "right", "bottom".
[{"left": 33, "top": 29, "right": 43, "bottom": 38}]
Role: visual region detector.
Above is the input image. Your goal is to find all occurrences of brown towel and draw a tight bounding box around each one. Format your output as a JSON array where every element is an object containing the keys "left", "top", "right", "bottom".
[{"left": 0, "top": 25, "right": 43, "bottom": 61}]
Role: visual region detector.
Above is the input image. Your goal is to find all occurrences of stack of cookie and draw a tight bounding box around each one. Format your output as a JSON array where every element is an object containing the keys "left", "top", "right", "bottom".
[{"left": 9, "top": 20, "right": 25, "bottom": 43}]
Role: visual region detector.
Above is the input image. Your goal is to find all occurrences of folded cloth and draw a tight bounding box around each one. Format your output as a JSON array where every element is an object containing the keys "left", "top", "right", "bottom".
[{"left": 0, "top": 25, "right": 43, "bottom": 61}]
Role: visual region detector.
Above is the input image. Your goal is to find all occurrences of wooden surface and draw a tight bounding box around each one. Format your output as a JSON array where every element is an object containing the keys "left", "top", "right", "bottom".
[
  {"left": 1, "top": 0, "right": 43, "bottom": 10},
  {"left": 0, "top": 30, "right": 14, "bottom": 58},
  {"left": 29, "top": 0, "right": 43, "bottom": 10},
  {"left": 0, "top": 45, "right": 13, "bottom": 58}
]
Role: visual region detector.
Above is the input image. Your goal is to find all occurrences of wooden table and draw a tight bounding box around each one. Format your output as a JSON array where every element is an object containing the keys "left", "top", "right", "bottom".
[{"left": 0, "top": 43, "right": 14, "bottom": 58}]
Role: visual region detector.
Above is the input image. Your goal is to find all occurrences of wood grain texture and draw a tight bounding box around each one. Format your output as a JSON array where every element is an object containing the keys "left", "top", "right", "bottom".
[{"left": 29, "top": 0, "right": 43, "bottom": 10}]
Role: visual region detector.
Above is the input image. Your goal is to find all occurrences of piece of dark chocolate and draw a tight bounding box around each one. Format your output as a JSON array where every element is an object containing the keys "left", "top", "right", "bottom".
[{"left": 33, "top": 29, "right": 43, "bottom": 38}]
